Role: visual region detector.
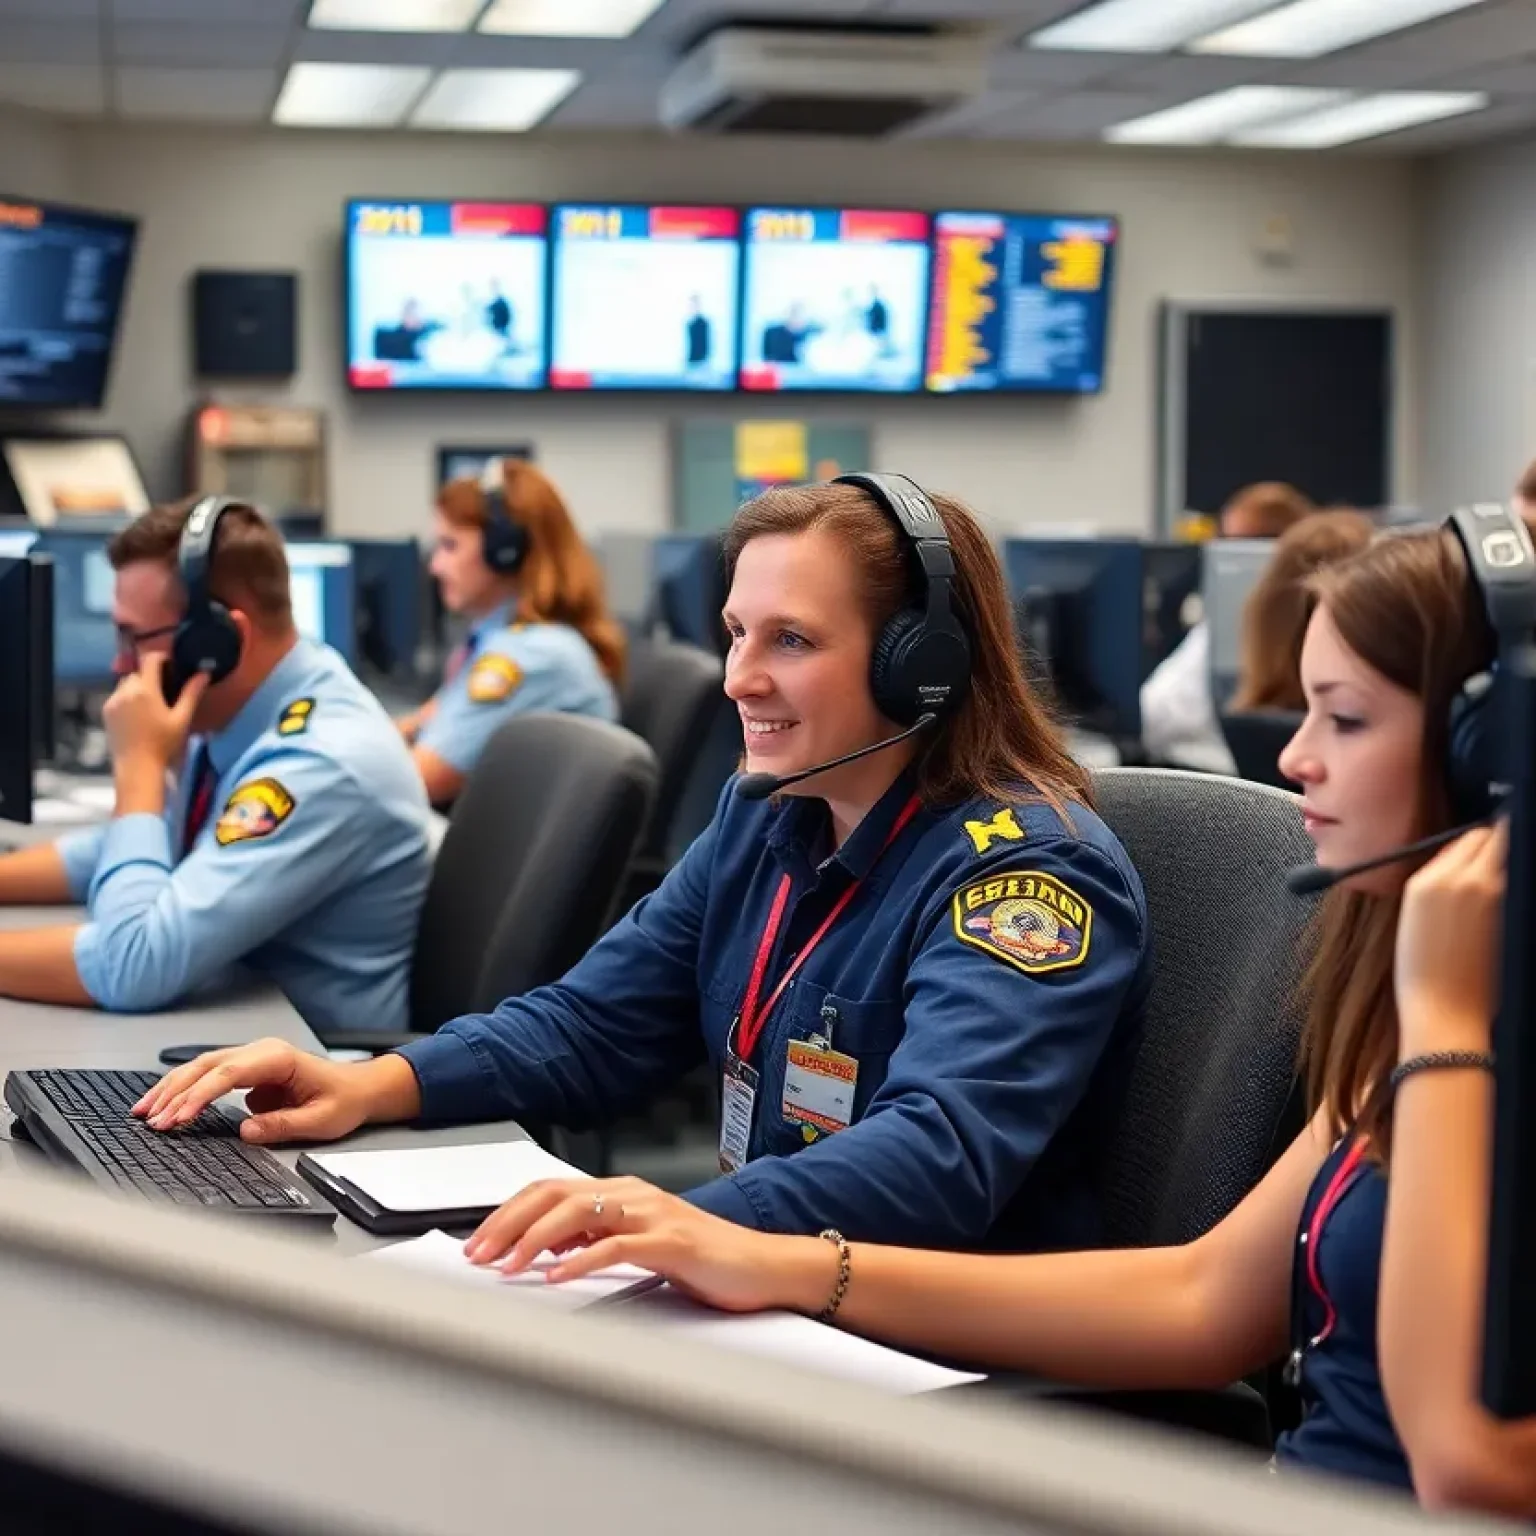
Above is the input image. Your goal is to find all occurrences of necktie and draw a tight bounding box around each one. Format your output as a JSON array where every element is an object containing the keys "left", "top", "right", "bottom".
[{"left": 182, "top": 745, "right": 216, "bottom": 854}]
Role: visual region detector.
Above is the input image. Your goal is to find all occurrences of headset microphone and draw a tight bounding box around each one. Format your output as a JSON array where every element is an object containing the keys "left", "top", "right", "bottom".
[
  {"left": 736, "top": 714, "right": 938, "bottom": 802},
  {"left": 1285, "top": 813, "right": 1499, "bottom": 897}
]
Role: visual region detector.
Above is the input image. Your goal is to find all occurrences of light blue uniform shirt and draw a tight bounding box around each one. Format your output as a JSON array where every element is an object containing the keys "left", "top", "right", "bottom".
[
  {"left": 55, "top": 641, "right": 431, "bottom": 1032},
  {"left": 416, "top": 602, "right": 618, "bottom": 775}
]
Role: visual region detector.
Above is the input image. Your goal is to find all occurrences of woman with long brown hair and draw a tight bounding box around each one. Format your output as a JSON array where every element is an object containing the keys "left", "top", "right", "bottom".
[
  {"left": 432, "top": 514, "right": 1533, "bottom": 1515},
  {"left": 1230, "top": 508, "right": 1374, "bottom": 712},
  {"left": 398, "top": 457, "right": 625, "bottom": 807},
  {"left": 142, "top": 473, "right": 1150, "bottom": 1258}
]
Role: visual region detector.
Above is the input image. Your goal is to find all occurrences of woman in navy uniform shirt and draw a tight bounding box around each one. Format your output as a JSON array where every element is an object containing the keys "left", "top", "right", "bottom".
[
  {"left": 452, "top": 513, "right": 1536, "bottom": 1517},
  {"left": 398, "top": 458, "right": 625, "bottom": 808},
  {"left": 142, "top": 474, "right": 1151, "bottom": 1255}
]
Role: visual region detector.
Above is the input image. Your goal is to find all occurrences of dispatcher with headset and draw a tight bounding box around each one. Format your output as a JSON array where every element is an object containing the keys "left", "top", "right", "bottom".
[
  {"left": 0, "top": 498, "right": 429, "bottom": 1032},
  {"left": 397, "top": 458, "right": 625, "bottom": 809},
  {"left": 144, "top": 474, "right": 1150, "bottom": 1253}
]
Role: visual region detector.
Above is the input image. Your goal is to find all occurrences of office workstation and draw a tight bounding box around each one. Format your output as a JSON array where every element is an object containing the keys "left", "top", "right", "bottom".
[{"left": 2, "top": 0, "right": 1536, "bottom": 1528}]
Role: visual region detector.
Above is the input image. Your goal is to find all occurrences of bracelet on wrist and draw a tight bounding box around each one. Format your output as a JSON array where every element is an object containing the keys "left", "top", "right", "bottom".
[
  {"left": 816, "top": 1229, "right": 851, "bottom": 1323},
  {"left": 1390, "top": 1050, "right": 1495, "bottom": 1092}
]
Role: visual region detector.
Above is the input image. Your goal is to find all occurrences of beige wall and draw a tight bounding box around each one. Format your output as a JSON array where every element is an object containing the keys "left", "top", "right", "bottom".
[
  {"left": 8, "top": 118, "right": 1425, "bottom": 541},
  {"left": 1420, "top": 132, "right": 1536, "bottom": 514},
  {"left": 0, "top": 107, "right": 76, "bottom": 203}
]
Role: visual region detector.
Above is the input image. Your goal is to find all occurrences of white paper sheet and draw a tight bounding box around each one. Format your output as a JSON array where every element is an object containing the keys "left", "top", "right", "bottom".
[
  {"left": 307, "top": 1140, "right": 586, "bottom": 1213},
  {"left": 362, "top": 1229, "right": 656, "bottom": 1312},
  {"left": 615, "top": 1286, "right": 985, "bottom": 1396}
]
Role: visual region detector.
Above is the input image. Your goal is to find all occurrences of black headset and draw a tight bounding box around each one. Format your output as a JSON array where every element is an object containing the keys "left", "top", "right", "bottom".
[
  {"left": 478, "top": 458, "right": 529, "bottom": 576},
  {"left": 833, "top": 472, "right": 973, "bottom": 726},
  {"left": 1444, "top": 502, "right": 1536, "bottom": 822},
  {"left": 171, "top": 495, "right": 246, "bottom": 693}
]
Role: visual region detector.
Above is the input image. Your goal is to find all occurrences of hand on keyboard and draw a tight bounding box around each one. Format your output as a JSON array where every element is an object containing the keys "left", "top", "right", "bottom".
[{"left": 132, "top": 1037, "right": 423, "bottom": 1146}]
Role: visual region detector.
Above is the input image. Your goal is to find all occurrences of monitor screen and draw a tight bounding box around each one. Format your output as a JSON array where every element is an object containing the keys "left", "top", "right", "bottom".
[
  {"left": 31, "top": 531, "right": 116, "bottom": 686},
  {"left": 285, "top": 542, "right": 356, "bottom": 664},
  {"left": 550, "top": 205, "right": 740, "bottom": 391},
  {"left": 0, "top": 196, "right": 137, "bottom": 410},
  {"left": 740, "top": 208, "right": 930, "bottom": 393},
  {"left": 346, "top": 200, "right": 548, "bottom": 392},
  {"left": 926, "top": 212, "right": 1117, "bottom": 395}
]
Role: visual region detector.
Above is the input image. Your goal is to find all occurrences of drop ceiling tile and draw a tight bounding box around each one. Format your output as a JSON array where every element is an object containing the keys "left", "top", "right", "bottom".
[
  {"left": 0, "top": 21, "right": 102, "bottom": 64},
  {"left": 0, "top": 59, "right": 105, "bottom": 112},
  {"left": 110, "top": 0, "right": 303, "bottom": 20},
  {"left": 112, "top": 22, "right": 295, "bottom": 66},
  {"left": 115, "top": 64, "right": 278, "bottom": 119},
  {"left": 973, "top": 88, "right": 1174, "bottom": 138}
]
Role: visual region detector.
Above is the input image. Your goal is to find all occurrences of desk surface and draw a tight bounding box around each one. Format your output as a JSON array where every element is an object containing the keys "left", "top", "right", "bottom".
[{"left": 0, "top": 826, "right": 528, "bottom": 1258}]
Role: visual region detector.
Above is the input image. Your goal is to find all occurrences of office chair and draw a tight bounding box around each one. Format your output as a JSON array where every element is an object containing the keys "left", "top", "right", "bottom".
[
  {"left": 616, "top": 636, "right": 728, "bottom": 910},
  {"left": 973, "top": 768, "right": 1315, "bottom": 1450},
  {"left": 313, "top": 713, "right": 658, "bottom": 1057},
  {"left": 1220, "top": 710, "right": 1304, "bottom": 791}
]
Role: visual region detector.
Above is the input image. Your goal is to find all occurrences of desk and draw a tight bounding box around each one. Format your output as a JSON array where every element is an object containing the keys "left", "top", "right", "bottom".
[{"left": 0, "top": 871, "right": 529, "bottom": 1258}]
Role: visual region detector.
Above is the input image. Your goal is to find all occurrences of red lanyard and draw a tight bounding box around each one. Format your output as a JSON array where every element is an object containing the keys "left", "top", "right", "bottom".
[
  {"left": 1302, "top": 1136, "right": 1370, "bottom": 1353},
  {"left": 734, "top": 794, "right": 922, "bottom": 1065}
]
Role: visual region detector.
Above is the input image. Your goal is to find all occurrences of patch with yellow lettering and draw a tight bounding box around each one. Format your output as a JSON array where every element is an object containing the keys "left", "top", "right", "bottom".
[
  {"left": 952, "top": 870, "right": 1092, "bottom": 975},
  {"left": 215, "top": 778, "right": 296, "bottom": 847},
  {"left": 963, "top": 806, "right": 1025, "bottom": 856},
  {"left": 466, "top": 653, "right": 523, "bottom": 705},
  {"left": 276, "top": 697, "right": 315, "bottom": 737}
]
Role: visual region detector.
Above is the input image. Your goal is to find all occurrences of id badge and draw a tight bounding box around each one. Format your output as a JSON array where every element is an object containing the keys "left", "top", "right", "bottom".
[
  {"left": 720, "top": 1052, "right": 759, "bottom": 1174},
  {"left": 782, "top": 1039, "right": 858, "bottom": 1141}
]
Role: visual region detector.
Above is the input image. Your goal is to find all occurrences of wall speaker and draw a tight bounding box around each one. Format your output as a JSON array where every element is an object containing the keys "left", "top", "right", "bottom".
[{"left": 192, "top": 270, "right": 297, "bottom": 379}]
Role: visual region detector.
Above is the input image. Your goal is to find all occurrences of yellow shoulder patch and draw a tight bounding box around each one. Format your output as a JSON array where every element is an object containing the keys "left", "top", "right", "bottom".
[
  {"left": 963, "top": 806, "right": 1025, "bottom": 855},
  {"left": 466, "top": 653, "right": 523, "bottom": 705},
  {"left": 215, "top": 778, "right": 296, "bottom": 847},
  {"left": 952, "top": 869, "right": 1092, "bottom": 975},
  {"left": 277, "top": 697, "right": 315, "bottom": 737}
]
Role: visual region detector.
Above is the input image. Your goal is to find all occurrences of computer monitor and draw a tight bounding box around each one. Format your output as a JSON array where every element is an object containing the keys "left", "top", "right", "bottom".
[
  {"left": 0, "top": 1166, "right": 1444, "bottom": 1536},
  {"left": 651, "top": 533, "right": 727, "bottom": 657},
  {"left": 30, "top": 530, "right": 117, "bottom": 687},
  {"left": 27, "top": 555, "right": 55, "bottom": 765},
  {"left": 1202, "top": 539, "right": 1276, "bottom": 708},
  {"left": 0, "top": 558, "right": 33, "bottom": 825},
  {"left": 349, "top": 538, "right": 423, "bottom": 679},
  {"left": 1004, "top": 539, "right": 1144, "bottom": 743},
  {"left": 284, "top": 542, "right": 356, "bottom": 666},
  {"left": 1141, "top": 541, "right": 1203, "bottom": 681}
]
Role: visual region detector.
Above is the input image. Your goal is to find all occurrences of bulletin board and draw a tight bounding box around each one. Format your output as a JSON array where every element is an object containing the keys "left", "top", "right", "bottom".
[{"left": 672, "top": 420, "right": 871, "bottom": 532}]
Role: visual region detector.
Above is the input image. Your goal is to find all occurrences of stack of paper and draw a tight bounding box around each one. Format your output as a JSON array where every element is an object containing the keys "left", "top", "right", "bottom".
[{"left": 306, "top": 1140, "right": 588, "bottom": 1212}]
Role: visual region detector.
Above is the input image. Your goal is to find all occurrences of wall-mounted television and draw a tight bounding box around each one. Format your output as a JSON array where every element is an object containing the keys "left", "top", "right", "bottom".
[
  {"left": 550, "top": 204, "right": 741, "bottom": 391},
  {"left": 926, "top": 211, "right": 1117, "bottom": 395},
  {"left": 345, "top": 199, "right": 548, "bottom": 391},
  {"left": 739, "top": 207, "right": 931, "bottom": 394},
  {"left": 0, "top": 195, "right": 138, "bottom": 410}
]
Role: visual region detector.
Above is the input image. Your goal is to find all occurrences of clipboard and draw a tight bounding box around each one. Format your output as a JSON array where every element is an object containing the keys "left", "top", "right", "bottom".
[{"left": 295, "top": 1153, "right": 499, "bottom": 1236}]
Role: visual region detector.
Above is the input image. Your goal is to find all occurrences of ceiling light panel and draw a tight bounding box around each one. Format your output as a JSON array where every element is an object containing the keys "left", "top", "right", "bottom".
[
  {"left": 1191, "top": 0, "right": 1492, "bottom": 58},
  {"left": 273, "top": 61, "right": 430, "bottom": 125},
  {"left": 1105, "top": 84, "right": 1346, "bottom": 142},
  {"left": 1234, "top": 89, "right": 1488, "bottom": 143},
  {"left": 1027, "top": 0, "right": 1278, "bottom": 52},
  {"left": 477, "top": 0, "right": 666, "bottom": 39},
  {"left": 307, "top": 0, "right": 484, "bottom": 31},
  {"left": 410, "top": 66, "right": 580, "bottom": 129}
]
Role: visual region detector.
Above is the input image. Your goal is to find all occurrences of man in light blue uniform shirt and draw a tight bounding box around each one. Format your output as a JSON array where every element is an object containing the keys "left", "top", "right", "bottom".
[
  {"left": 0, "top": 499, "right": 430, "bottom": 1033},
  {"left": 414, "top": 597, "right": 617, "bottom": 779}
]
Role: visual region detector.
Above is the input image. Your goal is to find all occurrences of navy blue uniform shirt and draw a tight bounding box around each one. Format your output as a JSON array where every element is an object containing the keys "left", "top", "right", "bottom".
[
  {"left": 1275, "top": 1139, "right": 1413, "bottom": 1490},
  {"left": 398, "top": 768, "right": 1150, "bottom": 1250}
]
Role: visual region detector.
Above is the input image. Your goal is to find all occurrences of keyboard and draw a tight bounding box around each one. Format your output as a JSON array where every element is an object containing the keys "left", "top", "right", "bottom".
[{"left": 4, "top": 1068, "right": 336, "bottom": 1229}]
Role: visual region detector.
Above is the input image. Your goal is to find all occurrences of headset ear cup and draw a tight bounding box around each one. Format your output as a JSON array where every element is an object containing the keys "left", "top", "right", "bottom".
[
  {"left": 870, "top": 610, "right": 924, "bottom": 726},
  {"left": 1447, "top": 671, "right": 1496, "bottom": 822},
  {"left": 172, "top": 600, "right": 242, "bottom": 692}
]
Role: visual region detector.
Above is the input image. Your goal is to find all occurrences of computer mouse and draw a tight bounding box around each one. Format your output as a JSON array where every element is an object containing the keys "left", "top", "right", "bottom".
[{"left": 157, "top": 1043, "right": 221, "bottom": 1068}]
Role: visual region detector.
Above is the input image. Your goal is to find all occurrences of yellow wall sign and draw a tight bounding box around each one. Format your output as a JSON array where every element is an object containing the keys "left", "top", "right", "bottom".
[{"left": 734, "top": 421, "right": 809, "bottom": 485}]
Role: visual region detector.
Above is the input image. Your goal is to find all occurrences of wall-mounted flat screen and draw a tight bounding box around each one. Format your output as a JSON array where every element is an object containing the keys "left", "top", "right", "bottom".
[
  {"left": 740, "top": 207, "right": 930, "bottom": 393},
  {"left": 926, "top": 211, "right": 1117, "bottom": 395},
  {"left": 346, "top": 200, "right": 548, "bottom": 391},
  {"left": 550, "top": 204, "right": 741, "bottom": 391}
]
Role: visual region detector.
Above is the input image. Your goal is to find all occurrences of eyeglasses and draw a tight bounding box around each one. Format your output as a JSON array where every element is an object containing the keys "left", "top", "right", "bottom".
[{"left": 114, "top": 622, "right": 178, "bottom": 662}]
